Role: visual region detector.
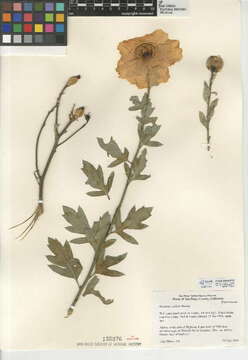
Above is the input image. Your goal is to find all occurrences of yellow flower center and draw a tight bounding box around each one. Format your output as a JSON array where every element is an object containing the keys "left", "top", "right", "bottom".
[{"left": 135, "top": 43, "right": 156, "bottom": 60}]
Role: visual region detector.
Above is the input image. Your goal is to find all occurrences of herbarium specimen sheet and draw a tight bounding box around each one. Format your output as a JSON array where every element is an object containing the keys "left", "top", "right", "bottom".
[{"left": 0, "top": 0, "right": 244, "bottom": 350}]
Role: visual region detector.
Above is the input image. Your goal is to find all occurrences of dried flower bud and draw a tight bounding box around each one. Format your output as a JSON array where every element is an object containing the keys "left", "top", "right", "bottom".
[
  {"left": 84, "top": 113, "right": 91, "bottom": 122},
  {"left": 73, "top": 106, "right": 85, "bottom": 119},
  {"left": 66, "top": 75, "right": 81, "bottom": 87},
  {"left": 206, "top": 56, "right": 224, "bottom": 73}
]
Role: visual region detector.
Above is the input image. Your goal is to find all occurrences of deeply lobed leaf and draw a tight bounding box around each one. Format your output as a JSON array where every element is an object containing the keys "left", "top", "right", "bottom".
[
  {"left": 97, "top": 137, "right": 129, "bottom": 168},
  {"left": 47, "top": 238, "right": 83, "bottom": 280},
  {"left": 95, "top": 252, "right": 127, "bottom": 277},
  {"left": 123, "top": 206, "right": 153, "bottom": 230},
  {"left": 113, "top": 206, "right": 153, "bottom": 244},
  {"left": 63, "top": 206, "right": 90, "bottom": 234},
  {"left": 131, "top": 148, "right": 151, "bottom": 181},
  {"left": 97, "top": 137, "right": 123, "bottom": 158},
  {"left": 81, "top": 160, "right": 114, "bottom": 198},
  {"left": 83, "top": 276, "right": 113, "bottom": 305}
]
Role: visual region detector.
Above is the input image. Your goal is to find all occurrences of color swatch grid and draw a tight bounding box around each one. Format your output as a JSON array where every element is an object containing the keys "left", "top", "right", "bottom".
[{"left": 0, "top": 1, "right": 67, "bottom": 46}]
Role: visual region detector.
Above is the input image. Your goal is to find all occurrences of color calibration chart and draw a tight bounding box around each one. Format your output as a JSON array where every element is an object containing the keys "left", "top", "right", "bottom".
[
  {"left": 69, "top": 0, "right": 156, "bottom": 16},
  {"left": 0, "top": 1, "right": 67, "bottom": 46}
]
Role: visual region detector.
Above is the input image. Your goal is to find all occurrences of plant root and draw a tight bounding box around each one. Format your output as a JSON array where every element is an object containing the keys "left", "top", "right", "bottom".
[{"left": 10, "top": 203, "right": 44, "bottom": 240}]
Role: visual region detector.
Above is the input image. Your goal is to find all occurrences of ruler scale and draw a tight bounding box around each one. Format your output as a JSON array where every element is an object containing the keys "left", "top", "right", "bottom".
[{"left": 69, "top": 0, "right": 157, "bottom": 16}]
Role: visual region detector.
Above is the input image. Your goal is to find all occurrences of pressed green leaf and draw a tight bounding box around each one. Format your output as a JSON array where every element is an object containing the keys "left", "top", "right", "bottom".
[
  {"left": 113, "top": 208, "right": 122, "bottom": 229},
  {"left": 123, "top": 206, "right": 153, "bottom": 230},
  {"left": 132, "top": 148, "right": 150, "bottom": 181},
  {"left": 135, "top": 93, "right": 157, "bottom": 124},
  {"left": 136, "top": 116, "right": 157, "bottom": 125},
  {"left": 129, "top": 95, "right": 142, "bottom": 111},
  {"left": 130, "top": 93, "right": 157, "bottom": 125},
  {"left": 208, "top": 98, "right": 219, "bottom": 120},
  {"left": 84, "top": 275, "right": 99, "bottom": 294},
  {"left": 48, "top": 237, "right": 65, "bottom": 257},
  {"left": 137, "top": 123, "right": 143, "bottom": 139},
  {"left": 91, "top": 291, "right": 114, "bottom": 304},
  {"left": 82, "top": 161, "right": 104, "bottom": 189},
  {"left": 68, "top": 211, "right": 111, "bottom": 249},
  {"left": 95, "top": 212, "right": 111, "bottom": 243},
  {"left": 97, "top": 165, "right": 104, "bottom": 184},
  {"left": 109, "top": 158, "right": 124, "bottom": 168},
  {"left": 203, "top": 81, "right": 210, "bottom": 103},
  {"left": 129, "top": 93, "right": 149, "bottom": 112},
  {"left": 124, "top": 162, "right": 131, "bottom": 178},
  {"left": 48, "top": 263, "right": 82, "bottom": 279},
  {"left": 104, "top": 238, "right": 117, "bottom": 248},
  {"left": 146, "top": 141, "right": 163, "bottom": 147},
  {"left": 82, "top": 160, "right": 112, "bottom": 198},
  {"left": 64, "top": 240, "right": 73, "bottom": 259},
  {"left": 139, "top": 124, "right": 161, "bottom": 145},
  {"left": 140, "top": 93, "right": 149, "bottom": 107},
  {"left": 118, "top": 231, "right": 138, "bottom": 245},
  {"left": 141, "top": 98, "right": 154, "bottom": 118},
  {"left": 87, "top": 212, "right": 111, "bottom": 250},
  {"left": 134, "top": 174, "right": 151, "bottom": 180},
  {"left": 87, "top": 191, "right": 106, "bottom": 197},
  {"left": 199, "top": 111, "right": 208, "bottom": 128},
  {"left": 100, "top": 269, "right": 124, "bottom": 277},
  {"left": 97, "top": 246, "right": 105, "bottom": 268},
  {"left": 103, "top": 253, "right": 127, "bottom": 267},
  {"left": 97, "top": 138, "right": 129, "bottom": 168},
  {"left": 98, "top": 213, "right": 111, "bottom": 239},
  {"left": 114, "top": 206, "right": 153, "bottom": 235},
  {"left": 82, "top": 221, "right": 99, "bottom": 250},
  {"left": 48, "top": 264, "right": 70, "bottom": 277},
  {"left": 113, "top": 207, "right": 152, "bottom": 244},
  {"left": 70, "top": 237, "right": 89, "bottom": 244},
  {"left": 83, "top": 276, "right": 113, "bottom": 305},
  {"left": 129, "top": 97, "right": 141, "bottom": 110},
  {"left": 97, "top": 137, "right": 123, "bottom": 158},
  {"left": 134, "top": 148, "right": 147, "bottom": 174},
  {"left": 63, "top": 206, "right": 90, "bottom": 235},
  {"left": 47, "top": 238, "right": 82, "bottom": 280},
  {"left": 107, "top": 172, "right": 115, "bottom": 192},
  {"left": 108, "top": 149, "right": 129, "bottom": 167},
  {"left": 46, "top": 255, "right": 65, "bottom": 266},
  {"left": 109, "top": 154, "right": 128, "bottom": 168},
  {"left": 96, "top": 252, "right": 127, "bottom": 277}
]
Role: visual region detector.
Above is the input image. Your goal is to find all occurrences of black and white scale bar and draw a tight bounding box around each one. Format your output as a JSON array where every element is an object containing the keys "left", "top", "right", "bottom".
[{"left": 69, "top": 0, "right": 157, "bottom": 16}]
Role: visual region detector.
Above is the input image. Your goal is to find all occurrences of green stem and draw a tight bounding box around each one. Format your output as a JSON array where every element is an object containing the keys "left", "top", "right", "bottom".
[
  {"left": 36, "top": 85, "right": 91, "bottom": 205},
  {"left": 54, "top": 84, "right": 68, "bottom": 137},
  {"left": 35, "top": 81, "right": 69, "bottom": 200},
  {"left": 57, "top": 119, "right": 90, "bottom": 147},
  {"left": 206, "top": 71, "right": 215, "bottom": 151},
  {"left": 66, "top": 88, "right": 151, "bottom": 317},
  {"left": 35, "top": 104, "right": 57, "bottom": 181},
  {"left": 38, "top": 141, "right": 59, "bottom": 203},
  {"left": 66, "top": 142, "right": 143, "bottom": 317},
  {"left": 206, "top": 126, "right": 211, "bottom": 152},
  {"left": 12, "top": 80, "right": 90, "bottom": 239}
]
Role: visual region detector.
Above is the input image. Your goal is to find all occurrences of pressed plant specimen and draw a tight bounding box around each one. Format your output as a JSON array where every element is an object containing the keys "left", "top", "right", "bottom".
[
  {"left": 46, "top": 29, "right": 183, "bottom": 317},
  {"left": 199, "top": 55, "right": 224, "bottom": 151},
  {"left": 11, "top": 76, "right": 91, "bottom": 239}
]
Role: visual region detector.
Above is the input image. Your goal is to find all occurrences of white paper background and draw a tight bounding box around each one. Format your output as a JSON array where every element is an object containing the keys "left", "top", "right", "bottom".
[{"left": 0, "top": 0, "right": 246, "bottom": 356}]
